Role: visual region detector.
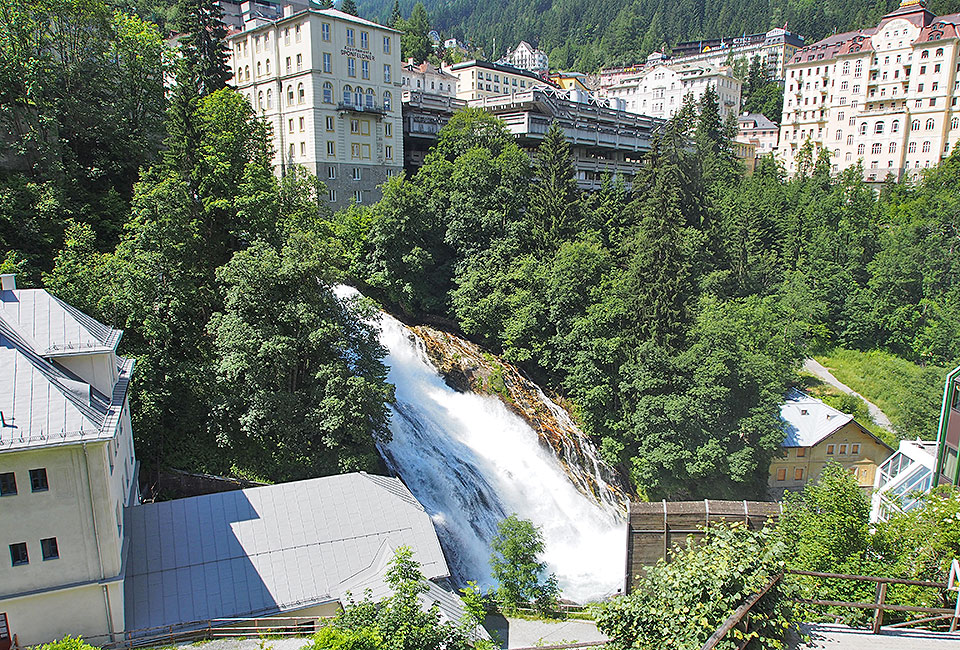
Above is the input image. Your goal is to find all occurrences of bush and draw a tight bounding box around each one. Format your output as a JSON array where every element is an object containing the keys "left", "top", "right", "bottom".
[
  {"left": 304, "top": 627, "right": 382, "bottom": 650},
  {"left": 595, "top": 524, "right": 792, "bottom": 650},
  {"left": 36, "top": 638, "right": 100, "bottom": 650}
]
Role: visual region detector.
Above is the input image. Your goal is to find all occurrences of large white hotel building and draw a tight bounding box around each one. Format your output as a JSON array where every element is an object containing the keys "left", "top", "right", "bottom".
[
  {"left": 779, "top": 0, "right": 960, "bottom": 182},
  {"left": 225, "top": 7, "right": 403, "bottom": 207}
]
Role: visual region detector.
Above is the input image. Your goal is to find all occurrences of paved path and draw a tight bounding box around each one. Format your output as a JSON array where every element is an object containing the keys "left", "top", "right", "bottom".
[
  {"left": 796, "top": 622, "right": 960, "bottom": 649},
  {"left": 481, "top": 614, "right": 608, "bottom": 648},
  {"left": 803, "top": 358, "right": 897, "bottom": 434}
]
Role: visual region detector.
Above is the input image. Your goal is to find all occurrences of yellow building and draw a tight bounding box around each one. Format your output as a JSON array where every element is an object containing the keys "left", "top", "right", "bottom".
[
  {"left": 769, "top": 389, "right": 893, "bottom": 498},
  {"left": 548, "top": 72, "right": 590, "bottom": 92}
]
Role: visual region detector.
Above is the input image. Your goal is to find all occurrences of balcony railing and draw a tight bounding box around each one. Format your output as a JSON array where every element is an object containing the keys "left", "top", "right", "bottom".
[{"left": 337, "top": 101, "right": 388, "bottom": 115}]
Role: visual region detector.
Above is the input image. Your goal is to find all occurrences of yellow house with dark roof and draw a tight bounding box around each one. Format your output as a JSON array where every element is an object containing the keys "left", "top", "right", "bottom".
[{"left": 769, "top": 389, "right": 893, "bottom": 498}]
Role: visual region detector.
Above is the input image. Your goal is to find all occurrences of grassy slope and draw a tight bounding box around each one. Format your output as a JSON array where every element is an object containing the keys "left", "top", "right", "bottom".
[{"left": 812, "top": 349, "right": 948, "bottom": 442}]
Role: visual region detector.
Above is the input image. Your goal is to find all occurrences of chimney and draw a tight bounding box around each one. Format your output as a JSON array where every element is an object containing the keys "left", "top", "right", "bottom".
[{"left": 0, "top": 273, "right": 15, "bottom": 291}]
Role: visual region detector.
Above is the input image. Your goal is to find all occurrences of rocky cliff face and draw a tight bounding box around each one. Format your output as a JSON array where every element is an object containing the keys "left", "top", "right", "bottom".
[{"left": 411, "top": 324, "right": 630, "bottom": 512}]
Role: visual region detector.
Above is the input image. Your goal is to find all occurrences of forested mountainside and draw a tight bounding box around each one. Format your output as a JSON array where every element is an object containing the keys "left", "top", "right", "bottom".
[{"left": 362, "top": 0, "right": 960, "bottom": 70}]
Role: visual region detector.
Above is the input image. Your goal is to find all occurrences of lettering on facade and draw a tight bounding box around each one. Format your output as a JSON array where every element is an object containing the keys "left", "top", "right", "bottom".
[{"left": 342, "top": 47, "right": 375, "bottom": 61}]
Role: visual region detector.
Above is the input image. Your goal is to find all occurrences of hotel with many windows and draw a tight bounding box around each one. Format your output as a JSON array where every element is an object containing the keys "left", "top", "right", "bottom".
[
  {"left": 779, "top": 0, "right": 960, "bottom": 183},
  {"left": 225, "top": 7, "right": 403, "bottom": 207}
]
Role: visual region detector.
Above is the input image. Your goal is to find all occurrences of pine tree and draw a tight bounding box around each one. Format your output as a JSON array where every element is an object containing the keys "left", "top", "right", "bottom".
[
  {"left": 339, "top": 0, "right": 358, "bottom": 16},
  {"left": 528, "top": 121, "right": 579, "bottom": 251},
  {"left": 402, "top": 2, "right": 432, "bottom": 63},
  {"left": 175, "top": 0, "right": 230, "bottom": 96},
  {"left": 390, "top": 0, "right": 401, "bottom": 27}
]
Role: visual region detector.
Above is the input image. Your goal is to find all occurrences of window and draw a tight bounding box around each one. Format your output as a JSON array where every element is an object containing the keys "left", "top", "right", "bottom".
[
  {"left": 287, "top": 86, "right": 295, "bottom": 105},
  {"left": 842, "top": 61, "right": 850, "bottom": 75},
  {"left": 859, "top": 123, "right": 867, "bottom": 135},
  {"left": 41, "top": 537, "right": 59, "bottom": 561},
  {"left": 836, "top": 129, "right": 842, "bottom": 140},
  {"left": 854, "top": 61, "right": 862, "bottom": 77},
  {"left": 892, "top": 120, "right": 900, "bottom": 133},
  {"left": 365, "top": 88, "right": 374, "bottom": 109},
  {"left": 343, "top": 85, "right": 351, "bottom": 104},
  {"left": 257, "top": 61, "right": 262, "bottom": 77},
  {"left": 265, "top": 59, "right": 271, "bottom": 74},
  {"left": 360, "top": 31, "right": 368, "bottom": 49},
  {"left": 383, "top": 90, "right": 392, "bottom": 111},
  {"left": 362, "top": 143, "right": 370, "bottom": 159},
  {"left": 797, "top": 448, "right": 806, "bottom": 457},
  {"left": 352, "top": 167, "right": 362, "bottom": 181},
  {"left": 353, "top": 190, "right": 362, "bottom": 203},
  {"left": 327, "top": 141, "right": 335, "bottom": 156},
  {"left": 874, "top": 122, "right": 884, "bottom": 134},
  {"left": 384, "top": 64, "right": 392, "bottom": 83},
  {"left": 351, "top": 142, "right": 361, "bottom": 158},
  {"left": 266, "top": 88, "right": 273, "bottom": 109},
  {"left": 794, "top": 468, "right": 804, "bottom": 481},
  {"left": 350, "top": 118, "right": 359, "bottom": 134},
  {"left": 27, "top": 468, "right": 47, "bottom": 492},
  {"left": 325, "top": 115, "right": 334, "bottom": 131},
  {"left": 953, "top": 117, "right": 959, "bottom": 130},
  {"left": 299, "top": 142, "right": 305, "bottom": 156},
  {"left": 321, "top": 23, "right": 330, "bottom": 41},
  {"left": 385, "top": 122, "right": 392, "bottom": 137},
  {"left": 872, "top": 143, "right": 882, "bottom": 154},
  {"left": 9, "top": 543, "right": 28, "bottom": 566},
  {"left": 328, "top": 189, "right": 337, "bottom": 202},
  {"left": 327, "top": 166, "right": 336, "bottom": 179},
  {"left": 0, "top": 472, "right": 15, "bottom": 496},
  {"left": 323, "top": 81, "right": 333, "bottom": 103},
  {"left": 889, "top": 142, "right": 897, "bottom": 153},
  {"left": 926, "top": 118, "right": 935, "bottom": 130},
  {"left": 348, "top": 58, "right": 356, "bottom": 77},
  {"left": 909, "top": 141, "right": 917, "bottom": 153},
  {"left": 776, "top": 468, "right": 787, "bottom": 481},
  {"left": 361, "top": 60, "right": 369, "bottom": 79},
  {"left": 384, "top": 36, "right": 391, "bottom": 54},
  {"left": 385, "top": 144, "right": 393, "bottom": 160},
  {"left": 360, "top": 119, "right": 370, "bottom": 135},
  {"left": 297, "top": 83, "right": 304, "bottom": 104},
  {"left": 255, "top": 35, "right": 261, "bottom": 53},
  {"left": 851, "top": 444, "right": 860, "bottom": 455},
  {"left": 936, "top": 48, "right": 944, "bottom": 57},
  {"left": 847, "top": 135, "right": 854, "bottom": 145},
  {"left": 912, "top": 119, "right": 920, "bottom": 131},
  {"left": 323, "top": 53, "right": 331, "bottom": 73},
  {"left": 284, "top": 28, "right": 290, "bottom": 46},
  {"left": 839, "top": 444, "right": 848, "bottom": 455},
  {"left": 346, "top": 28, "right": 354, "bottom": 46},
  {"left": 841, "top": 81, "right": 849, "bottom": 90},
  {"left": 923, "top": 140, "right": 931, "bottom": 152},
  {"left": 299, "top": 117, "right": 304, "bottom": 131},
  {"left": 920, "top": 66, "right": 926, "bottom": 75},
  {"left": 295, "top": 23, "right": 302, "bottom": 42},
  {"left": 288, "top": 118, "right": 294, "bottom": 133},
  {"left": 852, "top": 84, "right": 860, "bottom": 94},
  {"left": 827, "top": 444, "right": 836, "bottom": 454},
  {"left": 285, "top": 56, "right": 291, "bottom": 73},
  {"left": 936, "top": 64, "right": 941, "bottom": 73},
  {"left": 922, "top": 50, "right": 929, "bottom": 59}
]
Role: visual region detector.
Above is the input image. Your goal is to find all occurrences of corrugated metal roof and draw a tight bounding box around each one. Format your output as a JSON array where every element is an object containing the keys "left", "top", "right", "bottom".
[
  {"left": 780, "top": 388, "right": 853, "bottom": 448},
  {"left": 124, "top": 473, "right": 456, "bottom": 633}
]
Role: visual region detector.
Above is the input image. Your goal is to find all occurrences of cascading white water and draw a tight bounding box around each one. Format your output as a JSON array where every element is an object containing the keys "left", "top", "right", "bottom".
[{"left": 336, "top": 287, "right": 626, "bottom": 603}]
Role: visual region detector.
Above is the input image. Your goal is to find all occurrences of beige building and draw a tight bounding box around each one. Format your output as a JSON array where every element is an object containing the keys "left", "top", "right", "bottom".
[
  {"left": 779, "top": 0, "right": 960, "bottom": 182},
  {"left": 444, "top": 59, "right": 548, "bottom": 101},
  {"left": 770, "top": 389, "right": 893, "bottom": 498},
  {"left": 497, "top": 41, "right": 549, "bottom": 75},
  {"left": 225, "top": 7, "right": 403, "bottom": 207},
  {"left": 602, "top": 62, "right": 742, "bottom": 121},
  {"left": 401, "top": 59, "right": 458, "bottom": 97},
  {"left": 737, "top": 112, "right": 780, "bottom": 156},
  {"left": 0, "top": 274, "right": 138, "bottom": 646}
]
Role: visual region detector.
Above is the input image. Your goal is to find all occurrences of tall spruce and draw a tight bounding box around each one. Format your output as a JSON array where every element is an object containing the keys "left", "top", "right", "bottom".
[
  {"left": 390, "top": 0, "right": 402, "bottom": 27},
  {"left": 529, "top": 122, "right": 579, "bottom": 251},
  {"left": 339, "top": 0, "right": 359, "bottom": 16},
  {"left": 175, "top": 0, "right": 230, "bottom": 97},
  {"left": 402, "top": 2, "right": 433, "bottom": 63}
]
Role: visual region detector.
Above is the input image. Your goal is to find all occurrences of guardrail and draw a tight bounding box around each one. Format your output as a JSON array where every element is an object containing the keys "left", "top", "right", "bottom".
[{"left": 91, "top": 616, "right": 335, "bottom": 649}]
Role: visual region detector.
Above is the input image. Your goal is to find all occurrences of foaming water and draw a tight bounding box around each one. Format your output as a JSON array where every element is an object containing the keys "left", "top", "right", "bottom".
[{"left": 336, "top": 287, "right": 626, "bottom": 603}]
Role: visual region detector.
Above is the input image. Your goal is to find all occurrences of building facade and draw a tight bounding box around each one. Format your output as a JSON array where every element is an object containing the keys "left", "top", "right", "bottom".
[
  {"left": 401, "top": 59, "right": 458, "bottom": 97},
  {"left": 671, "top": 28, "right": 806, "bottom": 80},
  {"left": 935, "top": 365, "right": 960, "bottom": 486},
  {"left": 737, "top": 112, "right": 780, "bottom": 156},
  {"left": 401, "top": 90, "right": 466, "bottom": 170},
  {"left": 873, "top": 439, "right": 938, "bottom": 521},
  {"left": 217, "top": 0, "right": 307, "bottom": 30},
  {"left": 444, "top": 59, "right": 548, "bottom": 101},
  {"left": 498, "top": 41, "right": 549, "bottom": 75},
  {"left": 225, "top": 7, "right": 403, "bottom": 207},
  {"left": 468, "top": 87, "right": 661, "bottom": 191},
  {"left": 0, "top": 274, "right": 138, "bottom": 646},
  {"left": 779, "top": 0, "right": 960, "bottom": 182},
  {"left": 601, "top": 62, "right": 742, "bottom": 121},
  {"left": 770, "top": 389, "right": 893, "bottom": 498}
]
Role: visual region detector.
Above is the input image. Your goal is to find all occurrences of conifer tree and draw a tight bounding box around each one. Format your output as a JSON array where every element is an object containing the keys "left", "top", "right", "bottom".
[
  {"left": 390, "top": 0, "right": 401, "bottom": 27},
  {"left": 529, "top": 122, "right": 579, "bottom": 251},
  {"left": 339, "top": 0, "right": 358, "bottom": 16},
  {"left": 175, "top": 0, "right": 230, "bottom": 97}
]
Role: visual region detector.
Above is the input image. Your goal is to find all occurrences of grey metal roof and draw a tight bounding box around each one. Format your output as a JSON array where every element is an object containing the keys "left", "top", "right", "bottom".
[
  {"left": 0, "top": 288, "right": 122, "bottom": 356},
  {"left": 780, "top": 388, "right": 854, "bottom": 448},
  {"left": 124, "top": 473, "right": 454, "bottom": 633},
  {"left": 0, "top": 314, "right": 134, "bottom": 452}
]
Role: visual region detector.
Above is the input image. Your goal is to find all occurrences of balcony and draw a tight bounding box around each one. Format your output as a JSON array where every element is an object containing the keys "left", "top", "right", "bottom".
[{"left": 337, "top": 102, "right": 388, "bottom": 115}]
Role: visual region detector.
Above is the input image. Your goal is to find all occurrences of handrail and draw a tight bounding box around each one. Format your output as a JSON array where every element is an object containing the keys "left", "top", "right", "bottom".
[
  {"left": 788, "top": 569, "right": 945, "bottom": 588},
  {"left": 700, "top": 573, "right": 783, "bottom": 650}
]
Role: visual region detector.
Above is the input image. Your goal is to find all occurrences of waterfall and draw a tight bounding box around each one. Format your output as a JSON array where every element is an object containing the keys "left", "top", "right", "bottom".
[{"left": 337, "top": 287, "right": 627, "bottom": 603}]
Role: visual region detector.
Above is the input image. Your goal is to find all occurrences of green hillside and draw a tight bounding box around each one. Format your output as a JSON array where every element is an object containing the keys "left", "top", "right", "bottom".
[{"left": 358, "top": 0, "right": 960, "bottom": 70}]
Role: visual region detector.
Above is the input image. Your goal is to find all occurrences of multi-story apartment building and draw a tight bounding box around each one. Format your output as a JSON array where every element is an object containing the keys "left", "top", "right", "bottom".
[
  {"left": 401, "top": 59, "right": 458, "bottom": 97},
  {"left": 602, "top": 62, "right": 742, "bottom": 121},
  {"left": 497, "top": 41, "right": 549, "bottom": 75},
  {"left": 737, "top": 112, "right": 780, "bottom": 156},
  {"left": 226, "top": 7, "right": 403, "bottom": 207},
  {"left": 779, "top": 0, "right": 960, "bottom": 182},
  {"left": 444, "top": 60, "right": 548, "bottom": 101},
  {"left": 0, "top": 274, "right": 138, "bottom": 646},
  {"left": 217, "top": 0, "right": 307, "bottom": 30},
  {"left": 401, "top": 90, "right": 466, "bottom": 169},
  {"left": 469, "top": 87, "right": 661, "bottom": 190}
]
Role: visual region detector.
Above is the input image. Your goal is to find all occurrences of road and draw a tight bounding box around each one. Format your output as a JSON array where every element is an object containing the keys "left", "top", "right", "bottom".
[
  {"left": 803, "top": 358, "right": 897, "bottom": 434},
  {"left": 796, "top": 622, "right": 960, "bottom": 649}
]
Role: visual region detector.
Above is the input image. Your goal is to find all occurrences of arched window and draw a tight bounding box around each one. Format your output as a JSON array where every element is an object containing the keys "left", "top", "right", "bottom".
[
  {"left": 265, "top": 59, "right": 271, "bottom": 74},
  {"left": 936, "top": 47, "right": 944, "bottom": 57},
  {"left": 365, "top": 88, "right": 374, "bottom": 108},
  {"left": 845, "top": 152, "right": 852, "bottom": 161},
  {"left": 842, "top": 61, "right": 850, "bottom": 75},
  {"left": 926, "top": 118, "right": 935, "bottom": 130},
  {"left": 266, "top": 88, "right": 273, "bottom": 109},
  {"left": 921, "top": 50, "right": 930, "bottom": 59},
  {"left": 245, "top": 66, "right": 250, "bottom": 80},
  {"left": 383, "top": 90, "right": 392, "bottom": 111},
  {"left": 953, "top": 116, "right": 959, "bottom": 129},
  {"left": 857, "top": 143, "right": 865, "bottom": 155},
  {"left": 237, "top": 68, "right": 242, "bottom": 80},
  {"left": 834, "top": 149, "right": 840, "bottom": 158},
  {"left": 874, "top": 122, "right": 884, "bottom": 134},
  {"left": 257, "top": 61, "right": 262, "bottom": 76},
  {"left": 323, "top": 81, "right": 333, "bottom": 103},
  {"left": 908, "top": 141, "right": 917, "bottom": 153},
  {"left": 354, "top": 85, "right": 363, "bottom": 106},
  {"left": 846, "top": 135, "right": 854, "bottom": 145},
  {"left": 297, "top": 82, "right": 305, "bottom": 104},
  {"left": 836, "top": 129, "right": 842, "bottom": 140},
  {"left": 854, "top": 61, "right": 862, "bottom": 76},
  {"left": 859, "top": 123, "right": 867, "bottom": 135},
  {"left": 343, "top": 85, "right": 351, "bottom": 104},
  {"left": 891, "top": 120, "right": 900, "bottom": 133},
  {"left": 889, "top": 142, "right": 897, "bottom": 153},
  {"left": 258, "top": 90, "right": 264, "bottom": 110},
  {"left": 871, "top": 142, "right": 882, "bottom": 154},
  {"left": 912, "top": 119, "right": 920, "bottom": 130},
  {"left": 287, "top": 86, "right": 294, "bottom": 105},
  {"left": 922, "top": 140, "right": 931, "bottom": 152}
]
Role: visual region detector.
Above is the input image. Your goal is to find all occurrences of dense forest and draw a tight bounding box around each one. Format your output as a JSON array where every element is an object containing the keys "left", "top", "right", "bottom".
[
  {"left": 360, "top": 0, "right": 960, "bottom": 69},
  {"left": 2, "top": 0, "right": 959, "bottom": 500}
]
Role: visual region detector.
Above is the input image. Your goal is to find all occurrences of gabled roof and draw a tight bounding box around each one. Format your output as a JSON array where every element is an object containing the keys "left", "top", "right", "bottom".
[
  {"left": 123, "top": 473, "right": 454, "bottom": 634},
  {"left": 0, "top": 287, "right": 121, "bottom": 356},
  {"left": 780, "top": 388, "right": 854, "bottom": 447},
  {"left": 738, "top": 113, "right": 778, "bottom": 129}
]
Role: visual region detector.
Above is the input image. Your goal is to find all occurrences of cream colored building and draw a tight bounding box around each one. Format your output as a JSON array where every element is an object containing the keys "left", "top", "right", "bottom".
[
  {"left": 0, "top": 274, "right": 138, "bottom": 647},
  {"left": 602, "top": 62, "right": 742, "bottom": 121},
  {"left": 401, "top": 59, "right": 458, "bottom": 97},
  {"left": 779, "top": 0, "right": 960, "bottom": 182},
  {"left": 737, "top": 112, "right": 780, "bottom": 156},
  {"left": 225, "top": 7, "right": 403, "bottom": 207},
  {"left": 444, "top": 59, "right": 547, "bottom": 101},
  {"left": 498, "top": 41, "right": 549, "bottom": 75}
]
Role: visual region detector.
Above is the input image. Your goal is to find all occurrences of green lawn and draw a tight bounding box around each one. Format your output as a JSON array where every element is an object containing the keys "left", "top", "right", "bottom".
[{"left": 812, "top": 348, "right": 948, "bottom": 442}]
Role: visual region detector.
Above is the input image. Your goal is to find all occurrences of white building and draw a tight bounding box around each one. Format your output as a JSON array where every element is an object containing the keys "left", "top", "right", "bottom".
[
  {"left": 217, "top": 0, "right": 308, "bottom": 30},
  {"left": 401, "top": 59, "right": 458, "bottom": 97},
  {"left": 498, "top": 41, "right": 549, "bottom": 75},
  {"left": 602, "top": 62, "right": 742, "bottom": 121},
  {"left": 444, "top": 59, "right": 548, "bottom": 101},
  {"left": 737, "top": 112, "right": 780, "bottom": 156},
  {"left": 779, "top": 0, "right": 960, "bottom": 182},
  {"left": 0, "top": 274, "right": 138, "bottom": 646},
  {"left": 225, "top": 7, "right": 403, "bottom": 207},
  {"left": 872, "top": 439, "right": 938, "bottom": 522}
]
